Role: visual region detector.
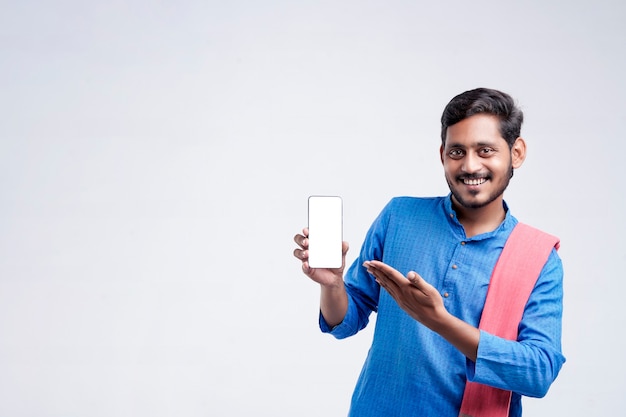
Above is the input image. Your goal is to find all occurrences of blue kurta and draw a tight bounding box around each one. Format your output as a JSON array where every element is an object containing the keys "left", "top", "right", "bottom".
[{"left": 320, "top": 196, "right": 565, "bottom": 417}]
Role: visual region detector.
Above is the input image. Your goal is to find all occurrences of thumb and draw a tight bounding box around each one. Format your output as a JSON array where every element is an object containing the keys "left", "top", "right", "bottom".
[{"left": 407, "top": 271, "right": 422, "bottom": 286}]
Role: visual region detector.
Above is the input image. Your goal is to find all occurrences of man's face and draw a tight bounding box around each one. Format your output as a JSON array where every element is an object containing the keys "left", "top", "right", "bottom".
[{"left": 440, "top": 114, "right": 525, "bottom": 211}]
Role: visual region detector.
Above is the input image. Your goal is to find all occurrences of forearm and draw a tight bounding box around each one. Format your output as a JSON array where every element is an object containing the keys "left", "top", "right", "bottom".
[
  {"left": 320, "top": 283, "right": 349, "bottom": 328},
  {"left": 429, "top": 310, "right": 480, "bottom": 362}
]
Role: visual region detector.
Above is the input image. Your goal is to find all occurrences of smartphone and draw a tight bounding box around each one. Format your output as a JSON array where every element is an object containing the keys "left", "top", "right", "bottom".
[{"left": 307, "top": 195, "right": 343, "bottom": 269}]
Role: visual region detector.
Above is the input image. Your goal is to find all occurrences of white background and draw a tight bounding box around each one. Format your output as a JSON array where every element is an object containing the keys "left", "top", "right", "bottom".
[{"left": 1, "top": 1, "right": 624, "bottom": 415}]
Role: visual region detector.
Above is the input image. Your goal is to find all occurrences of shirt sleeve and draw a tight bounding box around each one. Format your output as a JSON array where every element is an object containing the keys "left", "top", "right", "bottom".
[
  {"left": 466, "top": 248, "right": 566, "bottom": 397},
  {"left": 320, "top": 199, "right": 392, "bottom": 339}
]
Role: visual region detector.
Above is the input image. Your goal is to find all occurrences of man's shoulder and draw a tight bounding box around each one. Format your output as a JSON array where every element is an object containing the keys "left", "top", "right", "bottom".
[
  {"left": 512, "top": 221, "right": 556, "bottom": 235},
  {"left": 509, "top": 222, "right": 561, "bottom": 251}
]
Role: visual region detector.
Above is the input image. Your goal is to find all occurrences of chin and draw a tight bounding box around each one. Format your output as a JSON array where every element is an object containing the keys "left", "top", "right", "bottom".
[
  {"left": 456, "top": 198, "right": 489, "bottom": 210},
  {"left": 451, "top": 190, "right": 499, "bottom": 210}
]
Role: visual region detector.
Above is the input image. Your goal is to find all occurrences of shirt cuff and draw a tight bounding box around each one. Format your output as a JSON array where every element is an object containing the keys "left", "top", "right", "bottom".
[
  {"left": 466, "top": 330, "right": 509, "bottom": 388},
  {"left": 318, "top": 297, "right": 359, "bottom": 339}
]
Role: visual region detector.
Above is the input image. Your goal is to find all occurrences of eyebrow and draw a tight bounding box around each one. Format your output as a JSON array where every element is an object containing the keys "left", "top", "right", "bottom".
[{"left": 446, "top": 140, "right": 499, "bottom": 149}]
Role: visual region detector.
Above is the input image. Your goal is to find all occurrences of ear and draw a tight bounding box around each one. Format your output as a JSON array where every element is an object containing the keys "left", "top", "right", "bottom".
[
  {"left": 511, "top": 137, "right": 526, "bottom": 168},
  {"left": 439, "top": 144, "right": 444, "bottom": 164}
]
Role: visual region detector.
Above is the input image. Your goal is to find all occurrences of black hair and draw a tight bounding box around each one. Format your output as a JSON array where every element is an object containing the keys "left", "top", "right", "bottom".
[{"left": 440, "top": 88, "right": 523, "bottom": 148}]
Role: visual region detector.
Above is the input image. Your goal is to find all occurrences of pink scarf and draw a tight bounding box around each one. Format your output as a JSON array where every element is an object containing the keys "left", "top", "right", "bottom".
[{"left": 459, "top": 223, "right": 560, "bottom": 417}]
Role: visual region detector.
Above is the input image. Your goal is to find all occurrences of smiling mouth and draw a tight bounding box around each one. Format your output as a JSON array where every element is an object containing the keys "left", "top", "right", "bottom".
[{"left": 462, "top": 177, "right": 488, "bottom": 186}]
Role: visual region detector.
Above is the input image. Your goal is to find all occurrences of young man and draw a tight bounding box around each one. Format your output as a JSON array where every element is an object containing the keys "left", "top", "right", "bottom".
[{"left": 293, "top": 88, "right": 565, "bottom": 417}]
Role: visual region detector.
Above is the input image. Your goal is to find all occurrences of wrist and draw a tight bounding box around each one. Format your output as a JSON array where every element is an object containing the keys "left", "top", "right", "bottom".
[
  {"left": 425, "top": 308, "right": 455, "bottom": 334},
  {"left": 321, "top": 276, "right": 345, "bottom": 292}
]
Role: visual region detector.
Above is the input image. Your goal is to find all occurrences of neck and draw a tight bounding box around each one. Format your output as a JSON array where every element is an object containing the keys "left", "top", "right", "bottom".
[{"left": 451, "top": 196, "right": 506, "bottom": 238}]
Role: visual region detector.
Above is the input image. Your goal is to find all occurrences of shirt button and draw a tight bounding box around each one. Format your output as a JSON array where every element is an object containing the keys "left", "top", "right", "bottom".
[
  {"left": 443, "top": 292, "right": 449, "bottom": 298},
  {"left": 450, "top": 213, "right": 454, "bottom": 218},
  {"left": 461, "top": 241, "right": 466, "bottom": 246},
  {"left": 451, "top": 264, "right": 458, "bottom": 269}
]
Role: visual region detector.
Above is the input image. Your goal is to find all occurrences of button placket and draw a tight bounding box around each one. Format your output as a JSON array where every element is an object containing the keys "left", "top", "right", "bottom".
[{"left": 442, "top": 240, "right": 468, "bottom": 301}]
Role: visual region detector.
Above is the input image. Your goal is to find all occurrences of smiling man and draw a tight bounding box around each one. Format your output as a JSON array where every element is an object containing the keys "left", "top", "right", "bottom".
[{"left": 293, "top": 88, "right": 565, "bottom": 417}]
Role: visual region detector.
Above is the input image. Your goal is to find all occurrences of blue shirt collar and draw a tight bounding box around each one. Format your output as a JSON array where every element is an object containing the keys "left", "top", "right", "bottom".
[{"left": 443, "top": 193, "right": 517, "bottom": 241}]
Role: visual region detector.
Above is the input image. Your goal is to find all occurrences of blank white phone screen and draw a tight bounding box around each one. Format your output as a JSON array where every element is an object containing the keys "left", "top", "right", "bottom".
[{"left": 308, "top": 196, "right": 343, "bottom": 269}]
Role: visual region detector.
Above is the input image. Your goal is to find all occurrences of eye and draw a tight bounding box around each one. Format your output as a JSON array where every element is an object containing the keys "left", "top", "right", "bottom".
[
  {"left": 448, "top": 148, "right": 464, "bottom": 159},
  {"left": 479, "top": 147, "right": 495, "bottom": 156}
]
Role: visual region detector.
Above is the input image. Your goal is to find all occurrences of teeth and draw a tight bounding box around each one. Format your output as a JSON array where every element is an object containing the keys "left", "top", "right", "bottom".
[{"left": 463, "top": 178, "right": 487, "bottom": 185}]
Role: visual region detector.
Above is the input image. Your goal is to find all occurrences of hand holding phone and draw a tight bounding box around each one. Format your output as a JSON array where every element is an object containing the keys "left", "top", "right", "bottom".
[{"left": 307, "top": 196, "right": 343, "bottom": 269}]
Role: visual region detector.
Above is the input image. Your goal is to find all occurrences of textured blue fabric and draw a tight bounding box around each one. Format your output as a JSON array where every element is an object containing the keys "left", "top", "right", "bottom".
[{"left": 320, "top": 195, "right": 565, "bottom": 417}]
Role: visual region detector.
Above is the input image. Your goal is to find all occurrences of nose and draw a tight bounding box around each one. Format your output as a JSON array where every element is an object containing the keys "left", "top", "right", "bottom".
[{"left": 462, "top": 152, "right": 482, "bottom": 173}]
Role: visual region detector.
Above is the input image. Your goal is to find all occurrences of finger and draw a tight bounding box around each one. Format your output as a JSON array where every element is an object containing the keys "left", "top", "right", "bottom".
[
  {"left": 407, "top": 271, "right": 432, "bottom": 297},
  {"left": 293, "top": 234, "right": 308, "bottom": 249},
  {"left": 366, "top": 260, "right": 396, "bottom": 274},
  {"left": 362, "top": 261, "right": 379, "bottom": 277},
  {"left": 302, "top": 260, "right": 312, "bottom": 274},
  {"left": 375, "top": 272, "right": 402, "bottom": 299},
  {"left": 365, "top": 265, "right": 399, "bottom": 292},
  {"left": 293, "top": 248, "right": 308, "bottom": 261},
  {"left": 363, "top": 262, "right": 389, "bottom": 282},
  {"left": 407, "top": 271, "right": 425, "bottom": 287},
  {"left": 366, "top": 261, "right": 406, "bottom": 285},
  {"left": 342, "top": 241, "right": 349, "bottom": 255}
]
